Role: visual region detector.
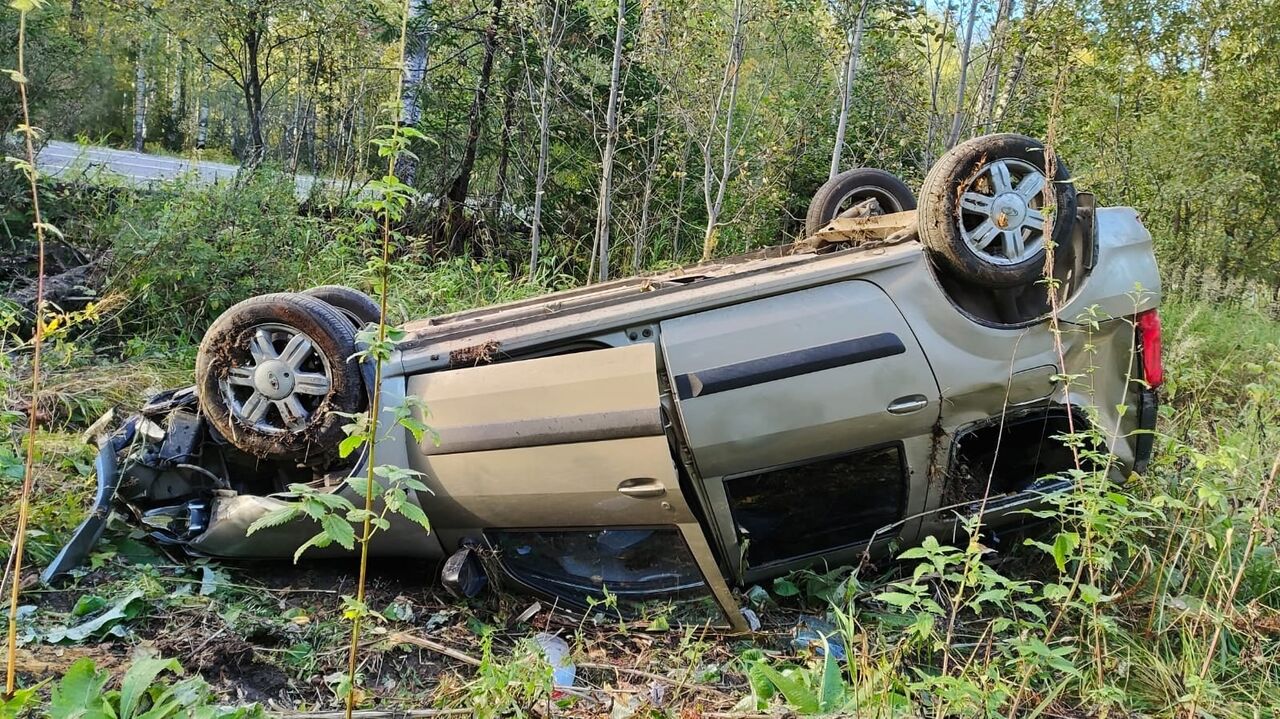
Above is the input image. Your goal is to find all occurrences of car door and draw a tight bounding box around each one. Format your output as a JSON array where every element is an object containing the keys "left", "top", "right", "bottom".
[
  {"left": 403, "top": 343, "right": 744, "bottom": 628},
  {"left": 659, "top": 280, "right": 940, "bottom": 583}
]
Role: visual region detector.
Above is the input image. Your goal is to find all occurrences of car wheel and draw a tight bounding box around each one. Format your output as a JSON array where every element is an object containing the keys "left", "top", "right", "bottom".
[
  {"left": 195, "top": 293, "right": 365, "bottom": 464},
  {"left": 303, "top": 285, "right": 383, "bottom": 330},
  {"left": 918, "top": 133, "right": 1077, "bottom": 288},
  {"left": 804, "top": 168, "right": 917, "bottom": 237}
]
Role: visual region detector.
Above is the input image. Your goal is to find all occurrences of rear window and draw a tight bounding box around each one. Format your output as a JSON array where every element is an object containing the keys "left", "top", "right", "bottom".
[
  {"left": 487, "top": 528, "right": 724, "bottom": 624},
  {"left": 725, "top": 444, "right": 906, "bottom": 567}
]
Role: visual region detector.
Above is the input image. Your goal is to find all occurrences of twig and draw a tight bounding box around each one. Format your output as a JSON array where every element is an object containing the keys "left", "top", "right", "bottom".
[
  {"left": 385, "top": 632, "right": 480, "bottom": 667},
  {"left": 386, "top": 632, "right": 724, "bottom": 691}
]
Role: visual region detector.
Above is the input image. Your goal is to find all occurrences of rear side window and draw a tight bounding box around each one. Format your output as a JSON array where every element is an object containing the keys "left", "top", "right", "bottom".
[
  {"left": 725, "top": 444, "right": 906, "bottom": 567},
  {"left": 487, "top": 528, "right": 723, "bottom": 624}
]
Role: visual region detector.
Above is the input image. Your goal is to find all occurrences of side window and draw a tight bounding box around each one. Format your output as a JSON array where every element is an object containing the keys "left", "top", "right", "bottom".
[
  {"left": 724, "top": 444, "right": 906, "bottom": 567},
  {"left": 487, "top": 528, "right": 724, "bottom": 624}
]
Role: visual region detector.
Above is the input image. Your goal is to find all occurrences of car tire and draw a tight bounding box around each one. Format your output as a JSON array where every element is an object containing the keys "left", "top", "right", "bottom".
[
  {"left": 804, "top": 168, "right": 917, "bottom": 237},
  {"left": 918, "top": 133, "right": 1076, "bottom": 288},
  {"left": 195, "top": 293, "right": 366, "bottom": 465},
  {"left": 303, "top": 285, "right": 383, "bottom": 330}
]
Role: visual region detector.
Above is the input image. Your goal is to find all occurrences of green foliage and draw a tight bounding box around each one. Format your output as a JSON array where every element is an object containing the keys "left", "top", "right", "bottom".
[
  {"left": 47, "top": 656, "right": 265, "bottom": 719},
  {"left": 463, "top": 631, "right": 554, "bottom": 719}
]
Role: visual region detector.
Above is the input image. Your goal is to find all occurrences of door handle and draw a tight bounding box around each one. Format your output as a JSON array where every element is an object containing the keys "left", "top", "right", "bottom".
[
  {"left": 887, "top": 394, "right": 928, "bottom": 415},
  {"left": 617, "top": 478, "right": 667, "bottom": 498}
]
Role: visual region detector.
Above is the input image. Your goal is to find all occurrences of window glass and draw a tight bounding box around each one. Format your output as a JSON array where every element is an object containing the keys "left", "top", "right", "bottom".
[
  {"left": 487, "top": 528, "right": 724, "bottom": 625},
  {"left": 725, "top": 444, "right": 905, "bottom": 566}
]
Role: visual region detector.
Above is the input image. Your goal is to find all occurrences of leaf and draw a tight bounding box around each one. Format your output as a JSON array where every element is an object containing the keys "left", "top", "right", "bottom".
[
  {"left": 772, "top": 577, "right": 799, "bottom": 597},
  {"left": 49, "top": 658, "right": 111, "bottom": 719},
  {"left": 246, "top": 505, "right": 301, "bottom": 535},
  {"left": 817, "top": 643, "right": 844, "bottom": 711},
  {"left": 0, "top": 687, "right": 36, "bottom": 719},
  {"left": 321, "top": 514, "right": 356, "bottom": 550},
  {"left": 1051, "top": 532, "right": 1080, "bottom": 572},
  {"left": 46, "top": 590, "right": 144, "bottom": 643},
  {"left": 394, "top": 500, "right": 431, "bottom": 532},
  {"left": 753, "top": 662, "right": 819, "bottom": 714},
  {"left": 398, "top": 414, "right": 430, "bottom": 444},
  {"left": 338, "top": 433, "right": 366, "bottom": 458},
  {"left": 120, "top": 657, "right": 182, "bottom": 719},
  {"left": 293, "top": 531, "right": 333, "bottom": 564},
  {"left": 874, "top": 591, "right": 918, "bottom": 609}
]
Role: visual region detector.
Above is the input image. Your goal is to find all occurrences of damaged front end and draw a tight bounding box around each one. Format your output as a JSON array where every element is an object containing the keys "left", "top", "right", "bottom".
[{"left": 43, "top": 385, "right": 437, "bottom": 583}]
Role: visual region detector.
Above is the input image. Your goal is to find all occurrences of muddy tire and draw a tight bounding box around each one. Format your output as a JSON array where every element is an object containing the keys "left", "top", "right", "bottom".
[
  {"left": 195, "top": 293, "right": 365, "bottom": 464},
  {"left": 303, "top": 285, "right": 383, "bottom": 330},
  {"left": 804, "top": 168, "right": 917, "bottom": 237},
  {"left": 918, "top": 133, "right": 1076, "bottom": 288}
]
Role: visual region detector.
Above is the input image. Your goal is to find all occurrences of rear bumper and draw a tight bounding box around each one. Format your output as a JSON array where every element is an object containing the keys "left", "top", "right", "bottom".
[{"left": 41, "top": 419, "right": 136, "bottom": 584}]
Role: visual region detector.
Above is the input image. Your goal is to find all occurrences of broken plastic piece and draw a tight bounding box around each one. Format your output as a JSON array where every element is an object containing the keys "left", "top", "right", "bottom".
[
  {"left": 532, "top": 633, "right": 576, "bottom": 687},
  {"left": 791, "top": 615, "right": 846, "bottom": 661}
]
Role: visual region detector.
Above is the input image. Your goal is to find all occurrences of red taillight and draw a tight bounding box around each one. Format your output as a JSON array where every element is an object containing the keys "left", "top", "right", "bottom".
[{"left": 1136, "top": 309, "right": 1164, "bottom": 388}]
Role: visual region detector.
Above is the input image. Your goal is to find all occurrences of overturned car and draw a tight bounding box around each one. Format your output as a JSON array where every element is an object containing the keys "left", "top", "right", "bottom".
[{"left": 47, "top": 135, "right": 1162, "bottom": 630}]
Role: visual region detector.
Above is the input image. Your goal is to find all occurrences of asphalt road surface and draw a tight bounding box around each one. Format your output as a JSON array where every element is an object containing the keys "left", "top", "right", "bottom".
[{"left": 36, "top": 140, "right": 350, "bottom": 199}]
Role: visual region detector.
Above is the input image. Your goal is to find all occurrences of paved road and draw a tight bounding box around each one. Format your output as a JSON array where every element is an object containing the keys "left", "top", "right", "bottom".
[{"left": 36, "top": 140, "right": 352, "bottom": 199}]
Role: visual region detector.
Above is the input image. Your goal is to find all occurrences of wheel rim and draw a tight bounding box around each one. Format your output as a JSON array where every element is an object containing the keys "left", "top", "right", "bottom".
[
  {"left": 833, "top": 185, "right": 904, "bottom": 217},
  {"left": 219, "top": 323, "right": 333, "bottom": 434},
  {"left": 956, "top": 158, "right": 1050, "bottom": 266}
]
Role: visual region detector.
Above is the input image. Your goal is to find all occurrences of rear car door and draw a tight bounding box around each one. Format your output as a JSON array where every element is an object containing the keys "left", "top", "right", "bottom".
[
  {"left": 404, "top": 343, "right": 742, "bottom": 627},
  {"left": 659, "top": 280, "right": 940, "bottom": 582}
]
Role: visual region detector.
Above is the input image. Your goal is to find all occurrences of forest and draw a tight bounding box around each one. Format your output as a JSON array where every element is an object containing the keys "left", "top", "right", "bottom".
[{"left": 2, "top": 0, "right": 1280, "bottom": 715}]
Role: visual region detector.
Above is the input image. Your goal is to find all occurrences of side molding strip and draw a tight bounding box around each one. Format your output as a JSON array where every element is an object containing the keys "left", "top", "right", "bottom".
[{"left": 673, "top": 332, "right": 906, "bottom": 400}]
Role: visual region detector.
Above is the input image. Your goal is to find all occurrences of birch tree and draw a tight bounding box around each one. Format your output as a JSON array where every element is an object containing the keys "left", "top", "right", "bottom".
[
  {"left": 828, "top": 0, "right": 869, "bottom": 179},
  {"left": 699, "top": 0, "right": 746, "bottom": 262},
  {"left": 523, "top": 0, "right": 565, "bottom": 275},
  {"left": 395, "top": 0, "right": 432, "bottom": 186},
  {"left": 133, "top": 44, "right": 147, "bottom": 152},
  {"left": 945, "top": 0, "right": 980, "bottom": 148},
  {"left": 973, "top": 0, "right": 1013, "bottom": 131},
  {"left": 590, "top": 0, "right": 627, "bottom": 283}
]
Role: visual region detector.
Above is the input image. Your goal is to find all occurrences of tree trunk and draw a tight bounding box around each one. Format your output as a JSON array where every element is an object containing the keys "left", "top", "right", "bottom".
[
  {"left": 447, "top": 0, "right": 503, "bottom": 206},
  {"left": 197, "top": 61, "right": 211, "bottom": 150},
  {"left": 396, "top": 0, "right": 433, "bottom": 186},
  {"left": 700, "top": 0, "right": 746, "bottom": 262},
  {"left": 494, "top": 69, "right": 518, "bottom": 213},
  {"left": 133, "top": 48, "right": 147, "bottom": 153},
  {"left": 993, "top": 0, "right": 1039, "bottom": 126},
  {"left": 590, "top": 0, "right": 627, "bottom": 283},
  {"left": 634, "top": 114, "right": 662, "bottom": 274},
  {"left": 242, "top": 21, "right": 266, "bottom": 165},
  {"left": 923, "top": 6, "right": 952, "bottom": 168},
  {"left": 974, "top": 0, "right": 1013, "bottom": 132},
  {"left": 527, "top": 0, "right": 563, "bottom": 276},
  {"left": 945, "top": 0, "right": 981, "bottom": 149},
  {"left": 828, "top": 0, "right": 867, "bottom": 179},
  {"left": 671, "top": 138, "right": 690, "bottom": 260}
]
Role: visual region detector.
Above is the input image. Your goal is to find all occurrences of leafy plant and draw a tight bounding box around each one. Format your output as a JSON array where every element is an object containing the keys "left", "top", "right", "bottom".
[{"left": 47, "top": 656, "right": 264, "bottom": 719}]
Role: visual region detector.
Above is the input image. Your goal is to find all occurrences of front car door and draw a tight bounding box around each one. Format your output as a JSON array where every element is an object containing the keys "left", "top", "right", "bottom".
[
  {"left": 659, "top": 280, "right": 940, "bottom": 584},
  {"left": 403, "top": 343, "right": 744, "bottom": 628}
]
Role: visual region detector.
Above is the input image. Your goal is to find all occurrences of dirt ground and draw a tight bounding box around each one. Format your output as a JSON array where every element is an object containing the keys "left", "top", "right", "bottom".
[{"left": 10, "top": 549, "right": 787, "bottom": 715}]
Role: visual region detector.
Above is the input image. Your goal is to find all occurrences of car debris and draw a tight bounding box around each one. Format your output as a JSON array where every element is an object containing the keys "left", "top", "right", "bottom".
[{"left": 44, "top": 134, "right": 1162, "bottom": 632}]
